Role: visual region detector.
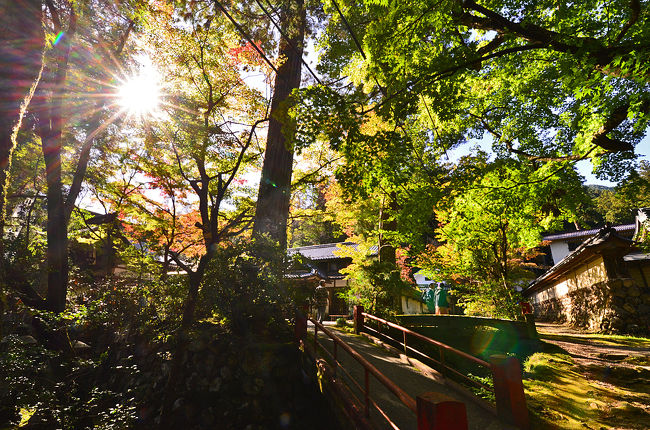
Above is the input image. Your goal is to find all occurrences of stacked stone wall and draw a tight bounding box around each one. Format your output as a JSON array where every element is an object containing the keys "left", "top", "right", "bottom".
[
  {"left": 532, "top": 297, "right": 567, "bottom": 323},
  {"left": 532, "top": 278, "right": 650, "bottom": 335},
  {"left": 601, "top": 278, "right": 650, "bottom": 335}
]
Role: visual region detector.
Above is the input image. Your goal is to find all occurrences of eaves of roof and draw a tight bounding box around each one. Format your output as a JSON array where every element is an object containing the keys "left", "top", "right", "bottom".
[
  {"left": 525, "top": 227, "right": 637, "bottom": 296},
  {"left": 623, "top": 252, "right": 650, "bottom": 263},
  {"left": 286, "top": 271, "right": 321, "bottom": 280},
  {"left": 542, "top": 224, "right": 635, "bottom": 242},
  {"left": 285, "top": 264, "right": 331, "bottom": 280},
  {"left": 288, "top": 241, "right": 378, "bottom": 261}
]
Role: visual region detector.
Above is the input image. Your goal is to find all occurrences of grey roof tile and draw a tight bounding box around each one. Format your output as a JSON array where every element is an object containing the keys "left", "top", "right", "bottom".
[
  {"left": 527, "top": 226, "right": 636, "bottom": 293},
  {"left": 288, "top": 242, "right": 378, "bottom": 261},
  {"left": 542, "top": 224, "right": 635, "bottom": 242}
]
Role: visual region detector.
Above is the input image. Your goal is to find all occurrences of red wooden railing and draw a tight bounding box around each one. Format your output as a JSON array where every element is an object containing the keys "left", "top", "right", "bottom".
[
  {"left": 295, "top": 310, "right": 469, "bottom": 430},
  {"left": 360, "top": 311, "right": 493, "bottom": 392},
  {"left": 312, "top": 318, "right": 416, "bottom": 427},
  {"left": 354, "top": 306, "right": 530, "bottom": 430}
]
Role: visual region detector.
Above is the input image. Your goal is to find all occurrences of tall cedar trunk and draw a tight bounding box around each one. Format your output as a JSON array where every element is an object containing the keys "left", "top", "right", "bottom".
[
  {"left": 0, "top": 0, "right": 43, "bottom": 258},
  {"left": 42, "top": 132, "right": 69, "bottom": 312},
  {"left": 252, "top": 0, "right": 305, "bottom": 249},
  {"left": 37, "top": 19, "right": 75, "bottom": 313}
]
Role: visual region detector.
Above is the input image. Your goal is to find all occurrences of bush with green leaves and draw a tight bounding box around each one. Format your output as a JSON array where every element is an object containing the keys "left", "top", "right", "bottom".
[
  {"left": 66, "top": 275, "right": 186, "bottom": 341},
  {"left": 340, "top": 258, "right": 410, "bottom": 318},
  {"left": 198, "top": 238, "right": 293, "bottom": 336},
  {"left": 453, "top": 281, "right": 523, "bottom": 320}
]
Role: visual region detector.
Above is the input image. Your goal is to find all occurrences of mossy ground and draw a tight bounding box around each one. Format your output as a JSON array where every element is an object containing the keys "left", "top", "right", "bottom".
[
  {"left": 538, "top": 332, "right": 650, "bottom": 349},
  {"left": 524, "top": 333, "right": 650, "bottom": 430}
]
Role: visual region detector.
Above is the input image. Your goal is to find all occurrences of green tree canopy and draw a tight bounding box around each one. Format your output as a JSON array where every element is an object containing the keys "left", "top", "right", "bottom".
[
  {"left": 417, "top": 153, "right": 591, "bottom": 317},
  {"left": 315, "top": 0, "right": 649, "bottom": 179}
]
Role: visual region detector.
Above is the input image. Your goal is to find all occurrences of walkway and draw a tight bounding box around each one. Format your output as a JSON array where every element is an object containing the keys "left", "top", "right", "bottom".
[
  {"left": 311, "top": 323, "right": 514, "bottom": 430},
  {"left": 536, "top": 322, "right": 650, "bottom": 370}
]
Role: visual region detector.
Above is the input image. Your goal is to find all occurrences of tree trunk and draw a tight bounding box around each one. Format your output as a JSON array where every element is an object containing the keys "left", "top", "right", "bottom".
[
  {"left": 36, "top": 15, "right": 76, "bottom": 313},
  {"left": 252, "top": 0, "right": 305, "bottom": 249},
  {"left": 160, "top": 244, "right": 170, "bottom": 281},
  {"left": 378, "top": 193, "right": 398, "bottom": 264},
  {"left": 104, "top": 225, "right": 115, "bottom": 276},
  {"left": 42, "top": 131, "right": 69, "bottom": 312},
  {"left": 160, "top": 254, "right": 211, "bottom": 426},
  {"left": 0, "top": 0, "right": 43, "bottom": 257}
]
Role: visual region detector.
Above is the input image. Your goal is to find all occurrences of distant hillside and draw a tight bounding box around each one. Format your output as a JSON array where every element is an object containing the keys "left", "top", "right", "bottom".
[{"left": 585, "top": 184, "right": 613, "bottom": 194}]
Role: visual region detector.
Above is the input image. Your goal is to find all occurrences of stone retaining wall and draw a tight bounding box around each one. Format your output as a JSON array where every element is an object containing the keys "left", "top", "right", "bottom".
[{"left": 533, "top": 278, "right": 650, "bottom": 335}]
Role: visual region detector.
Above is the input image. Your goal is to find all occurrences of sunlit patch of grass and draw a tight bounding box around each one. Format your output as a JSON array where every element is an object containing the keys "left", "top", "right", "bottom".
[
  {"left": 523, "top": 347, "right": 650, "bottom": 429},
  {"left": 333, "top": 319, "right": 356, "bottom": 334},
  {"left": 524, "top": 352, "right": 574, "bottom": 381},
  {"left": 623, "top": 355, "right": 650, "bottom": 366}
]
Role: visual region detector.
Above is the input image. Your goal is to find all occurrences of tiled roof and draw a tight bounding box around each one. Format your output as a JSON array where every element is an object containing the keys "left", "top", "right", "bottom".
[
  {"left": 542, "top": 224, "right": 635, "bottom": 242},
  {"left": 288, "top": 242, "right": 378, "bottom": 261},
  {"left": 526, "top": 226, "right": 636, "bottom": 294},
  {"left": 286, "top": 268, "right": 319, "bottom": 279}
]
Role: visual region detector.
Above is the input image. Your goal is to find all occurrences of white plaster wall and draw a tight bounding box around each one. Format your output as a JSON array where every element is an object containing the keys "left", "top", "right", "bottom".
[
  {"left": 530, "top": 256, "right": 606, "bottom": 305},
  {"left": 549, "top": 241, "right": 571, "bottom": 265},
  {"left": 413, "top": 271, "right": 435, "bottom": 287},
  {"left": 401, "top": 296, "right": 425, "bottom": 314}
]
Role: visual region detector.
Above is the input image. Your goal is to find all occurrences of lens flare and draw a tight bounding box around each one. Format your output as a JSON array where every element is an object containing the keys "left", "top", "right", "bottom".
[
  {"left": 117, "top": 61, "right": 163, "bottom": 118},
  {"left": 53, "top": 31, "right": 64, "bottom": 46}
]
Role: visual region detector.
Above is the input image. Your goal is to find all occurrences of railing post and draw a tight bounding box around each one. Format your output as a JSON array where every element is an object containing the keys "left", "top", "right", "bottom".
[
  {"left": 417, "top": 392, "right": 468, "bottom": 430},
  {"left": 294, "top": 304, "right": 308, "bottom": 343},
  {"left": 490, "top": 354, "right": 530, "bottom": 429},
  {"left": 524, "top": 313, "right": 538, "bottom": 339},
  {"left": 354, "top": 305, "right": 364, "bottom": 334}
]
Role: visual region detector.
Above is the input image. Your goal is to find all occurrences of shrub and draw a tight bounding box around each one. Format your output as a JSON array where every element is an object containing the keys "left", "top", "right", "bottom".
[{"left": 198, "top": 237, "right": 292, "bottom": 337}]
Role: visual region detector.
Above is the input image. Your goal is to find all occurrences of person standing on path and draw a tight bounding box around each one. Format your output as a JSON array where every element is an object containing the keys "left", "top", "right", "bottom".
[
  {"left": 422, "top": 285, "right": 436, "bottom": 313},
  {"left": 434, "top": 281, "right": 450, "bottom": 315},
  {"left": 314, "top": 280, "right": 329, "bottom": 323}
]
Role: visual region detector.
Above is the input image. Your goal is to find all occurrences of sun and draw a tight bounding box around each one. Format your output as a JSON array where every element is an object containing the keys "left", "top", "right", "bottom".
[{"left": 117, "top": 64, "right": 162, "bottom": 117}]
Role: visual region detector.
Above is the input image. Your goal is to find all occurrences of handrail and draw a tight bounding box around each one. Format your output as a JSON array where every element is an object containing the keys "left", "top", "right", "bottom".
[
  {"left": 315, "top": 344, "right": 401, "bottom": 430},
  {"left": 310, "top": 318, "right": 417, "bottom": 413},
  {"left": 362, "top": 312, "right": 491, "bottom": 369}
]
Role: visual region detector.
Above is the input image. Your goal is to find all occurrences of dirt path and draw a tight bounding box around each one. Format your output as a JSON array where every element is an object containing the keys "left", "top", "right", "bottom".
[{"left": 536, "top": 322, "right": 650, "bottom": 370}]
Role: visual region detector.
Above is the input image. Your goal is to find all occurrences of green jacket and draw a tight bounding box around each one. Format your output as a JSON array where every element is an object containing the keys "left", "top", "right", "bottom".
[{"left": 314, "top": 286, "right": 328, "bottom": 306}]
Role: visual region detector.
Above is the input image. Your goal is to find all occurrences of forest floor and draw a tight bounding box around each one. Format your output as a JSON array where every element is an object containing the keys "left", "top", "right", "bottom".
[{"left": 523, "top": 322, "right": 650, "bottom": 429}]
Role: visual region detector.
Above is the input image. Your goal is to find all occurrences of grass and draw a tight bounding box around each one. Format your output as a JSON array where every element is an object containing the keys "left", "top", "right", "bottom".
[
  {"left": 334, "top": 319, "right": 356, "bottom": 334},
  {"left": 523, "top": 343, "right": 650, "bottom": 429},
  {"left": 624, "top": 355, "right": 650, "bottom": 366}
]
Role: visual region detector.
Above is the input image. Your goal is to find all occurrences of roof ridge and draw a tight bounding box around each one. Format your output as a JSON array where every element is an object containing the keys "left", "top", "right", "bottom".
[
  {"left": 288, "top": 241, "right": 356, "bottom": 251},
  {"left": 527, "top": 226, "right": 636, "bottom": 292},
  {"left": 543, "top": 223, "right": 635, "bottom": 240}
]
